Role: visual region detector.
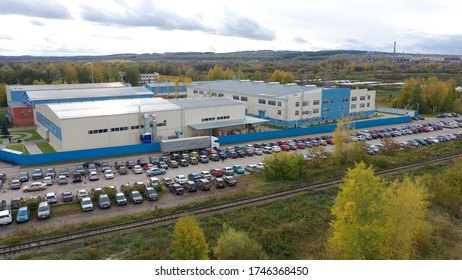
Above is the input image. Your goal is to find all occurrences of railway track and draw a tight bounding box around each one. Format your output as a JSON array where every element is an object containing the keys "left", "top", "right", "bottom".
[{"left": 0, "top": 153, "right": 460, "bottom": 258}]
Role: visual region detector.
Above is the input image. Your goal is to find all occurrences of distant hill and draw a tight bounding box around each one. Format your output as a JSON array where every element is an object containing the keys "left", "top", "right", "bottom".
[{"left": 0, "top": 50, "right": 373, "bottom": 63}]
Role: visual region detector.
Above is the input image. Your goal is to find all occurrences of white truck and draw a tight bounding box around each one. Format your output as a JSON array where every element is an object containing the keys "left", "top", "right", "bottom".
[{"left": 160, "top": 136, "right": 220, "bottom": 153}]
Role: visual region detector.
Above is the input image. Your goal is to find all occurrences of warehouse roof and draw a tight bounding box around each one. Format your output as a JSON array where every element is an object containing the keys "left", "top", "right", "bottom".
[
  {"left": 189, "top": 80, "right": 321, "bottom": 99},
  {"left": 8, "top": 82, "right": 125, "bottom": 92},
  {"left": 170, "top": 97, "right": 243, "bottom": 109},
  {"left": 26, "top": 86, "right": 152, "bottom": 101},
  {"left": 44, "top": 98, "right": 181, "bottom": 119}
]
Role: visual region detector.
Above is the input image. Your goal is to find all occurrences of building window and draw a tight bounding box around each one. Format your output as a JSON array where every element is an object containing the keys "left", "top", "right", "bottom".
[
  {"left": 323, "top": 100, "right": 329, "bottom": 104},
  {"left": 351, "top": 104, "right": 357, "bottom": 109},
  {"left": 351, "top": 96, "right": 357, "bottom": 101},
  {"left": 241, "top": 96, "right": 247, "bottom": 101},
  {"left": 360, "top": 103, "right": 365, "bottom": 108},
  {"left": 302, "top": 101, "right": 308, "bottom": 106},
  {"left": 277, "top": 110, "right": 281, "bottom": 115},
  {"left": 323, "top": 108, "right": 330, "bottom": 112},
  {"left": 277, "top": 101, "right": 282, "bottom": 106},
  {"left": 367, "top": 95, "right": 371, "bottom": 100},
  {"left": 367, "top": 103, "right": 370, "bottom": 107},
  {"left": 258, "top": 99, "right": 266, "bottom": 104},
  {"left": 193, "top": 90, "right": 198, "bottom": 94},
  {"left": 313, "top": 100, "right": 320, "bottom": 105},
  {"left": 342, "top": 98, "right": 348, "bottom": 102},
  {"left": 268, "top": 100, "right": 276, "bottom": 106},
  {"left": 360, "top": 96, "right": 366, "bottom": 100},
  {"left": 295, "top": 102, "right": 300, "bottom": 107},
  {"left": 233, "top": 95, "right": 239, "bottom": 100},
  {"left": 303, "top": 110, "right": 310, "bottom": 115},
  {"left": 295, "top": 110, "right": 299, "bottom": 116},
  {"left": 313, "top": 108, "right": 319, "bottom": 114},
  {"left": 211, "top": 92, "right": 217, "bottom": 97}
]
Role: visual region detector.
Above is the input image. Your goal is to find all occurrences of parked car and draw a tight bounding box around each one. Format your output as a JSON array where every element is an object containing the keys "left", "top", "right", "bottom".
[
  {"left": 104, "top": 169, "right": 115, "bottom": 180},
  {"left": 188, "top": 157, "right": 199, "bottom": 165},
  {"left": 198, "top": 155, "right": 209, "bottom": 163},
  {"left": 166, "top": 160, "right": 179, "bottom": 168},
  {"left": 76, "top": 189, "right": 89, "bottom": 201},
  {"left": 179, "top": 159, "right": 189, "bottom": 167},
  {"left": 10, "top": 179, "right": 21, "bottom": 190},
  {"left": 184, "top": 180, "right": 197, "bottom": 192},
  {"left": 210, "top": 168, "right": 224, "bottom": 177},
  {"left": 232, "top": 165, "right": 245, "bottom": 174},
  {"left": 72, "top": 172, "right": 82, "bottom": 183},
  {"left": 44, "top": 168, "right": 56, "bottom": 178},
  {"left": 45, "top": 192, "right": 58, "bottom": 204},
  {"left": 19, "top": 171, "right": 29, "bottom": 182},
  {"left": 221, "top": 167, "right": 234, "bottom": 176},
  {"left": 174, "top": 174, "right": 187, "bottom": 184},
  {"left": 245, "top": 164, "right": 258, "bottom": 173},
  {"left": 200, "top": 170, "right": 212, "bottom": 180},
  {"left": 114, "top": 161, "right": 124, "bottom": 170},
  {"left": 0, "top": 210, "right": 12, "bottom": 225},
  {"left": 115, "top": 192, "right": 127, "bottom": 206},
  {"left": 188, "top": 173, "right": 202, "bottom": 181},
  {"left": 213, "top": 177, "right": 225, "bottom": 188},
  {"left": 16, "top": 206, "right": 30, "bottom": 223},
  {"left": 10, "top": 197, "right": 23, "bottom": 209},
  {"left": 58, "top": 175, "right": 68, "bottom": 184},
  {"left": 169, "top": 183, "right": 184, "bottom": 195},
  {"left": 23, "top": 181, "right": 47, "bottom": 192},
  {"left": 0, "top": 200, "right": 5, "bottom": 211},
  {"left": 255, "top": 162, "right": 264, "bottom": 170},
  {"left": 143, "top": 163, "right": 154, "bottom": 171},
  {"left": 37, "top": 201, "right": 51, "bottom": 220},
  {"left": 144, "top": 187, "right": 159, "bottom": 201},
  {"left": 133, "top": 165, "right": 143, "bottom": 174},
  {"left": 149, "top": 177, "right": 160, "bottom": 187},
  {"left": 32, "top": 168, "right": 43, "bottom": 180},
  {"left": 149, "top": 156, "right": 159, "bottom": 165},
  {"left": 89, "top": 171, "right": 99, "bottom": 181},
  {"left": 75, "top": 165, "right": 85, "bottom": 176},
  {"left": 61, "top": 191, "right": 73, "bottom": 203},
  {"left": 100, "top": 162, "right": 111, "bottom": 172},
  {"left": 129, "top": 191, "right": 143, "bottom": 204},
  {"left": 98, "top": 194, "right": 111, "bottom": 209},
  {"left": 147, "top": 168, "right": 166, "bottom": 176},
  {"left": 157, "top": 161, "right": 169, "bottom": 170},
  {"left": 80, "top": 197, "right": 94, "bottom": 212},
  {"left": 118, "top": 165, "right": 128, "bottom": 175},
  {"left": 126, "top": 160, "right": 136, "bottom": 169},
  {"left": 43, "top": 176, "right": 53, "bottom": 186},
  {"left": 223, "top": 176, "right": 236, "bottom": 186},
  {"left": 196, "top": 178, "right": 211, "bottom": 191}
]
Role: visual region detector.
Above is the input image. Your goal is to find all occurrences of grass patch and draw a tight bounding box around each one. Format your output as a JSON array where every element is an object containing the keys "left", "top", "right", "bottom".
[
  {"left": 5, "top": 144, "right": 30, "bottom": 155},
  {"left": 36, "top": 142, "right": 55, "bottom": 153},
  {"left": 9, "top": 130, "right": 42, "bottom": 141}
]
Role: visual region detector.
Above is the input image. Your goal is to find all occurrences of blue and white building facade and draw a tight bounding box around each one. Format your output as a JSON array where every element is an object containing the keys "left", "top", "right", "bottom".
[{"left": 187, "top": 80, "right": 376, "bottom": 127}]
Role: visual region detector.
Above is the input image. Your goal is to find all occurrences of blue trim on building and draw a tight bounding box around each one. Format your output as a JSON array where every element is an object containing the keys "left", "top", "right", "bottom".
[
  {"left": 144, "top": 84, "right": 186, "bottom": 95},
  {"left": 320, "top": 88, "right": 351, "bottom": 122},
  {"left": 36, "top": 112, "right": 62, "bottom": 141},
  {"left": 10, "top": 90, "right": 26, "bottom": 102}
]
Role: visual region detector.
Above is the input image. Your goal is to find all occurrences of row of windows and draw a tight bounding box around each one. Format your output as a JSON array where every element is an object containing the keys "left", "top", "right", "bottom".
[
  {"left": 351, "top": 103, "right": 371, "bottom": 109},
  {"left": 88, "top": 122, "right": 167, "bottom": 135},
  {"left": 351, "top": 96, "right": 371, "bottom": 101},
  {"left": 201, "top": 116, "right": 230, "bottom": 122}
]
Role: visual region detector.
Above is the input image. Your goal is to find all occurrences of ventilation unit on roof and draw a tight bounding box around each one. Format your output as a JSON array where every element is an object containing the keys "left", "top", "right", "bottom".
[
  {"left": 286, "top": 83, "right": 297, "bottom": 86},
  {"left": 253, "top": 80, "right": 264, "bottom": 83},
  {"left": 269, "top": 82, "right": 280, "bottom": 85}
]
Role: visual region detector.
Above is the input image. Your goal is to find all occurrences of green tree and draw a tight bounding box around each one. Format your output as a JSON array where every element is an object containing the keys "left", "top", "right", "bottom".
[
  {"left": 0, "top": 83, "right": 8, "bottom": 107},
  {"left": 170, "top": 215, "right": 209, "bottom": 260},
  {"left": 124, "top": 64, "right": 140, "bottom": 86},
  {"left": 207, "top": 65, "right": 225, "bottom": 80},
  {"left": 252, "top": 70, "right": 263, "bottom": 81},
  {"left": 332, "top": 119, "right": 365, "bottom": 165},
  {"left": 214, "top": 227, "right": 267, "bottom": 260},
  {"left": 0, "top": 116, "right": 9, "bottom": 136},
  {"left": 262, "top": 152, "right": 306, "bottom": 181},
  {"left": 327, "top": 162, "right": 429, "bottom": 259}
]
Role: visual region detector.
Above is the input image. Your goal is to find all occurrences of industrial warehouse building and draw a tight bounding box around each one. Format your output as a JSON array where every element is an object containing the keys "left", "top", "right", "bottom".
[
  {"left": 187, "top": 80, "right": 376, "bottom": 127},
  {"left": 6, "top": 83, "right": 153, "bottom": 127},
  {"left": 35, "top": 97, "right": 267, "bottom": 151}
]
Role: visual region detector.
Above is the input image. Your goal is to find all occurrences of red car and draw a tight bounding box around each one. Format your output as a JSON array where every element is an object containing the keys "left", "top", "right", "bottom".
[
  {"left": 296, "top": 142, "right": 305, "bottom": 149},
  {"left": 210, "top": 168, "right": 224, "bottom": 177},
  {"left": 277, "top": 140, "right": 288, "bottom": 146},
  {"left": 325, "top": 138, "right": 334, "bottom": 145},
  {"left": 143, "top": 163, "right": 154, "bottom": 170},
  {"left": 280, "top": 144, "right": 290, "bottom": 151}
]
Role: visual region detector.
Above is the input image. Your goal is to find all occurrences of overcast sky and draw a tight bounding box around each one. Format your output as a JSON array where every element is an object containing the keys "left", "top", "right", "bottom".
[{"left": 0, "top": 0, "right": 460, "bottom": 56}]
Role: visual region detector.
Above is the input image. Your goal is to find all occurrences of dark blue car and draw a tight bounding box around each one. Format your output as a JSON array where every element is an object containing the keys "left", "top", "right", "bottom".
[{"left": 188, "top": 173, "right": 202, "bottom": 181}]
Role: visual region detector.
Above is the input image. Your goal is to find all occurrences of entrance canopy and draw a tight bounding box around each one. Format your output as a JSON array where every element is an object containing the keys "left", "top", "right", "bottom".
[{"left": 188, "top": 116, "right": 268, "bottom": 130}]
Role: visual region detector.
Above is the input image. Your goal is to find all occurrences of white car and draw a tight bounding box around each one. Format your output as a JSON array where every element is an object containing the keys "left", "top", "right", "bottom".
[
  {"left": 80, "top": 197, "right": 94, "bottom": 212},
  {"left": 104, "top": 169, "right": 115, "bottom": 179},
  {"left": 89, "top": 171, "right": 99, "bottom": 181},
  {"left": 76, "top": 189, "right": 88, "bottom": 201},
  {"left": 45, "top": 192, "right": 58, "bottom": 204},
  {"left": 57, "top": 175, "right": 68, "bottom": 184},
  {"left": 174, "top": 174, "right": 187, "bottom": 184},
  {"left": 133, "top": 165, "right": 143, "bottom": 174},
  {"left": 149, "top": 177, "right": 160, "bottom": 186},
  {"left": 0, "top": 210, "right": 12, "bottom": 225},
  {"left": 22, "top": 182, "right": 47, "bottom": 192},
  {"left": 245, "top": 164, "right": 257, "bottom": 173},
  {"left": 272, "top": 146, "right": 281, "bottom": 152},
  {"left": 43, "top": 176, "right": 53, "bottom": 186},
  {"left": 200, "top": 171, "right": 212, "bottom": 180},
  {"left": 255, "top": 162, "right": 264, "bottom": 170}
]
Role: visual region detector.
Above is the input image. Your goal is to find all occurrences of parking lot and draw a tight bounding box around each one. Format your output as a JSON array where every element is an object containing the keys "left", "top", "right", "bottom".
[{"left": 1, "top": 116, "right": 461, "bottom": 230}]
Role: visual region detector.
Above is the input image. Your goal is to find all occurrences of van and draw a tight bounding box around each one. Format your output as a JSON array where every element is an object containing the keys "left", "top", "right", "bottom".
[
  {"left": 37, "top": 201, "right": 51, "bottom": 220},
  {"left": 262, "top": 146, "right": 273, "bottom": 154}
]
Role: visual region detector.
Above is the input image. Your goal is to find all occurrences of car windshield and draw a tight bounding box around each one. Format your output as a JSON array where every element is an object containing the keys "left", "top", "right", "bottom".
[
  {"left": 116, "top": 194, "right": 125, "bottom": 199},
  {"left": 38, "top": 206, "right": 48, "bottom": 211},
  {"left": 18, "top": 209, "right": 28, "bottom": 215}
]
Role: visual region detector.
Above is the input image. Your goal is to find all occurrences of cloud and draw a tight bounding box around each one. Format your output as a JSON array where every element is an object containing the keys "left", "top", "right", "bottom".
[
  {"left": 409, "top": 34, "right": 462, "bottom": 55},
  {"left": 0, "top": 35, "right": 13, "bottom": 40},
  {"left": 80, "top": 0, "right": 209, "bottom": 32},
  {"left": 0, "top": 0, "right": 72, "bottom": 19},
  {"left": 30, "top": 19, "right": 45, "bottom": 26},
  {"left": 218, "top": 13, "right": 276, "bottom": 41},
  {"left": 294, "top": 37, "right": 307, "bottom": 44}
]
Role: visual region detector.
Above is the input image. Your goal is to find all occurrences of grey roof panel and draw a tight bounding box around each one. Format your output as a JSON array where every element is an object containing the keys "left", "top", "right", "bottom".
[
  {"left": 189, "top": 80, "right": 321, "bottom": 99},
  {"left": 26, "top": 86, "right": 152, "bottom": 101},
  {"left": 8, "top": 82, "right": 125, "bottom": 92}
]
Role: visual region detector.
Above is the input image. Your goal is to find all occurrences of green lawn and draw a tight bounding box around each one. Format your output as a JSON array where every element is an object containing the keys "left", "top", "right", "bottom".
[
  {"left": 9, "top": 130, "right": 42, "bottom": 141},
  {"left": 36, "top": 142, "right": 55, "bottom": 153},
  {"left": 5, "top": 144, "right": 30, "bottom": 155}
]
